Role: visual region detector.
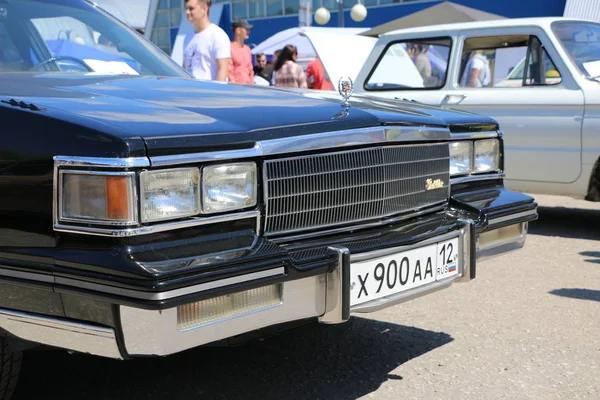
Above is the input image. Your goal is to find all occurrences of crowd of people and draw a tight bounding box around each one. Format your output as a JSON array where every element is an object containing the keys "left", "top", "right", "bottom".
[{"left": 182, "top": 0, "right": 333, "bottom": 90}]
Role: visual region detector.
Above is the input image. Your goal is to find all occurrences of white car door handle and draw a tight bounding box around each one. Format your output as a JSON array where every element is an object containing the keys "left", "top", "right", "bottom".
[{"left": 443, "top": 94, "right": 466, "bottom": 105}]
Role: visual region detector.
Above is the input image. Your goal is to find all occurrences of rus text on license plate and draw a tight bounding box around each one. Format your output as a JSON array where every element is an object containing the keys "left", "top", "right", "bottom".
[{"left": 350, "top": 238, "right": 459, "bottom": 306}]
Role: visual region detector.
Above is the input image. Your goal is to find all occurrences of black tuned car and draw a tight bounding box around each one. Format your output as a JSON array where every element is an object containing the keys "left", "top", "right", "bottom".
[{"left": 0, "top": 1, "right": 537, "bottom": 398}]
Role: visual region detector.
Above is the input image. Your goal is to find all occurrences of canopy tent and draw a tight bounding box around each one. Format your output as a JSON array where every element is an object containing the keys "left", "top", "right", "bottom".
[
  {"left": 360, "top": 1, "right": 505, "bottom": 37},
  {"left": 251, "top": 27, "right": 370, "bottom": 60}
]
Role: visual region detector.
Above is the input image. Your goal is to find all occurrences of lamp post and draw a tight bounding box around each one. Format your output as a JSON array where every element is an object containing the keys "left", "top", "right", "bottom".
[{"left": 314, "top": 1, "right": 367, "bottom": 27}]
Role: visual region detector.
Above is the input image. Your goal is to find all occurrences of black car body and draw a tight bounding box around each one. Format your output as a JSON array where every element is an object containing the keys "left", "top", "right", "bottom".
[{"left": 0, "top": 1, "right": 537, "bottom": 398}]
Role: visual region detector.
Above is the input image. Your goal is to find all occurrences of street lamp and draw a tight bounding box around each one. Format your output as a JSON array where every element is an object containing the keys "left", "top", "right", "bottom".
[{"left": 314, "top": 1, "right": 367, "bottom": 27}]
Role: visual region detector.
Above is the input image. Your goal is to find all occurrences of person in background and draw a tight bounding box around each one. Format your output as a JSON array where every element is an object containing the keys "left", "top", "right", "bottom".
[
  {"left": 182, "top": 0, "right": 230, "bottom": 81},
  {"left": 408, "top": 43, "right": 432, "bottom": 80},
  {"left": 253, "top": 52, "right": 273, "bottom": 84},
  {"left": 460, "top": 50, "right": 491, "bottom": 87},
  {"left": 306, "top": 57, "right": 333, "bottom": 90},
  {"left": 273, "top": 45, "right": 307, "bottom": 88},
  {"left": 271, "top": 49, "right": 282, "bottom": 85},
  {"left": 228, "top": 19, "right": 254, "bottom": 84}
]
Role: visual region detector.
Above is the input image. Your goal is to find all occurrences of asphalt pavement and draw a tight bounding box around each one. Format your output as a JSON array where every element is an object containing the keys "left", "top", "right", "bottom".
[{"left": 13, "top": 195, "right": 600, "bottom": 400}]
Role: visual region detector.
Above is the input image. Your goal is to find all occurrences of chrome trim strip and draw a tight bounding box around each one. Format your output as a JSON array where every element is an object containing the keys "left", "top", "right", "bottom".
[
  {"left": 450, "top": 172, "right": 505, "bottom": 185},
  {"left": 270, "top": 203, "right": 447, "bottom": 243},
  {"left": 450, "top": 132, "right": 499, "bottom": 140},
  {"left": 150, "top": 126, "right": 454, "bottom": 167},
  {"left": 488, "top": 210, "right": 537, "bottom": 227},
  {"left": 456, "top": 220, "right": 473, "bottom": 283},
  {"left": 55, "top": 267, "right": 286, "bottom": 301},
  {"left": 0, "top": 308, "right": 121, "bottom": 359},
  {"left": 54, "top": 210, "right": 260, "bottom": 237},
  {"left": 0, "top": 267, "right": 54, "bottom": 283},
  {"left": 54, "top": 156, "right": 150, "bottom": 168}
]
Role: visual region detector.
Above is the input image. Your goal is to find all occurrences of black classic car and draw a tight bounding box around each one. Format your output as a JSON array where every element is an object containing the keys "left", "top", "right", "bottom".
[{"left": 0, "top": 1, "right": 537, "bottom": 398}]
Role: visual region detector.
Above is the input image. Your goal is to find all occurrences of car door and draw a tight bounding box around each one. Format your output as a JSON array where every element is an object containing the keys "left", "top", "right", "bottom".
[{"left": 437, "top": 29, "right": 584, "bottom": 184}]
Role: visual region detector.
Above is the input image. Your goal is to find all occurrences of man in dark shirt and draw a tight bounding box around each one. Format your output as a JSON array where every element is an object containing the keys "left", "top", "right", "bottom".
[{"left": 253, "top": 52, "right": 273, "bottom": 84}]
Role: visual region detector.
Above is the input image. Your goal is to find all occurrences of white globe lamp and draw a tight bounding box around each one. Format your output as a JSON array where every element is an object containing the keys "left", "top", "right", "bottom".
[
  {"left": 314, "top": 7, "right": 331, "bottom": 25},
  {"left": 350, "top": 3, "right": 367, "bottom": 22}
]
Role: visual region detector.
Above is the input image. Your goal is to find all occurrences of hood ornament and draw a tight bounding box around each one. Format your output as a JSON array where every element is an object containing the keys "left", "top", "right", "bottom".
[{"left": 338, "top": 77, "right": 354, "bottom": 108}]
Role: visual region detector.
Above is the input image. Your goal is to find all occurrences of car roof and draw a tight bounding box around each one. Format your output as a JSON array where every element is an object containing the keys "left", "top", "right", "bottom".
[{"left": 382, "top": 17, "right": 600, "bottom": 37}]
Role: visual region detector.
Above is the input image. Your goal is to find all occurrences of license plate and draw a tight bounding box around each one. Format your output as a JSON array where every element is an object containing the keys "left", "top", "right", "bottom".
[{"left": 350, "top": 237, "right": 460, "bottom": 306}]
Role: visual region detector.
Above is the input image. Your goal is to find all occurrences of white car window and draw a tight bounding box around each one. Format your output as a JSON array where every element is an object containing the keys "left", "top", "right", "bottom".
[
  {"left": 366, "top": 37, "right": 452, "bottom": 91},
  {"left": 460, "top": 35, "right": 561, "bottom": 88}
]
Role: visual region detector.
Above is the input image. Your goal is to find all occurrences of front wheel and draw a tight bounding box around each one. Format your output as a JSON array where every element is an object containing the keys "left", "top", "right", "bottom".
[{"left": 0, "top": 337, "right": 22, "bottom": 400}]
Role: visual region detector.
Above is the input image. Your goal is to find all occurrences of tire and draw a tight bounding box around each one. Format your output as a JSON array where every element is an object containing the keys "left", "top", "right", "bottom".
[
  {"left": 586, "top": 160, "right": 600, "bottom": 202},
  {"left": 0, "top": 337, "right": 22, "bottom": 400}
]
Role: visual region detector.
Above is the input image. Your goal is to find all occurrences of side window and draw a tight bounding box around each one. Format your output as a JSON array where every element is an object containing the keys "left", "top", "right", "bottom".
[
  {"left": 0, "top": 23, "right": 27, "bottom": 71},
  {"left": 459, "top": 34, "right": 562, "bottom": 88},
  {"left": 29, "top": 16, "right": 140, "bottom": 74},
  {"left": 366, "top": 37, "right": 452, "bottom": 90}
]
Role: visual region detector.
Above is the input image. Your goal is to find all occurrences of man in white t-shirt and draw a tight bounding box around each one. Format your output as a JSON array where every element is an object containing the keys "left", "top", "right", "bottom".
[
  {"left": 460, "top": 50, "right": 491, "bottom": 87},
  {"left": 183, "top": 0, "right": 230, "bottom": 81}
]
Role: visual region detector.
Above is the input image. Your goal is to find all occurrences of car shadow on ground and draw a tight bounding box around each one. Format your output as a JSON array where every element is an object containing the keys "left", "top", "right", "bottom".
[
  {"left": 580, "top": 251, "right": 600, "bottom": 264},
  {"left": 528, "top": 206, "right": 600, "bottom": 240},
  {"left": 14, "top": 317, "right": 453, "bottom": 400},
  {"left": 549, "top": 288, "right": 600, "bottom": 303}
]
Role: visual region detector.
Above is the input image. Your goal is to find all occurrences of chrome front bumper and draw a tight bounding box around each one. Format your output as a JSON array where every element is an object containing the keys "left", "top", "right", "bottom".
[
  {"left": 0, "top": 223, "right": 478, "bottom": 359},
  {"left": 0, "top": 217, "right": 529, "bottom": 360}
]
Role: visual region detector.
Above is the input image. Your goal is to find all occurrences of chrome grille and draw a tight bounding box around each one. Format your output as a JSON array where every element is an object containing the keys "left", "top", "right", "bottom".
[{"left": 263, "top": 143, "right": 450, "bottom": 236}]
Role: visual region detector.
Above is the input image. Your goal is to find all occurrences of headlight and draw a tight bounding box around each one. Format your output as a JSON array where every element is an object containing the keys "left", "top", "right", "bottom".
[
  {"left": 449, "top": 141, "right": 472, "bottom": 176},
  {"left": 474, "top": 139, "right": 500, "bottom": 173},
  {"left": 202, "top": 163, "right": 257, "bottom": 213},
  {"left": 140, "top": 168, "right": 200, "bottom": 223},
  {"left": 60, "top": 171, "right": 137, "bottom": 225}
]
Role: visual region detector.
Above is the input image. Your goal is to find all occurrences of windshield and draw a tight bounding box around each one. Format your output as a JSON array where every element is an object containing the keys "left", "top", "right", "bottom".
[
  {"left": 552, "top": 21, "right": 600, "bottom": 79},
  {"left": 0, "top": 0, "right": 187, "bottom": 77}
]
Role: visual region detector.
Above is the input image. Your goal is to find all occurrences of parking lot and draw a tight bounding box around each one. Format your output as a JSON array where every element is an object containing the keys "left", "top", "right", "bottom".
[{"left": 13, "top": 195, "right": 600, "bottom": 400}]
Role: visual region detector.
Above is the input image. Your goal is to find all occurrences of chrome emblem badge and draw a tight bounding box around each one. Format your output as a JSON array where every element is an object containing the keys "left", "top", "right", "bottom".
[
  {"left": 338, "top": 77, "right": 354, "bottom": 107},
  {"left": 425, "top": 178, "right": 444, "bottom": 191}
]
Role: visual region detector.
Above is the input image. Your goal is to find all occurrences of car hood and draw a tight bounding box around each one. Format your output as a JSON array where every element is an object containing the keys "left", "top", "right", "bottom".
[{"left": 0, "top": 73, "right": 496, "bottom": 156}]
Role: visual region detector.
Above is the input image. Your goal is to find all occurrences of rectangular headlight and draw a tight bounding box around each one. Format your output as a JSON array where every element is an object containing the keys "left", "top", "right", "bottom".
[
  {"left": 60, "top": 171, "right": 136, "bottom": 225},
  {"left": 202, "top": 163, "right": 257, "bottom": 214},
  {"left": 449, "top": 141, "right": 472, "bottom": 176},
  {"left": 474, "top": 139, "right": 500, "bottom": 173},
  {"left": 140, "top": 168, "right": 200, "bottom": 223}
]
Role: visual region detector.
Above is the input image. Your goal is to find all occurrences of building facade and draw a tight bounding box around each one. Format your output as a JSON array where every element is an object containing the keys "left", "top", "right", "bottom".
[{"left": 145, "top": 0, "right": 571, "bottom": 54}]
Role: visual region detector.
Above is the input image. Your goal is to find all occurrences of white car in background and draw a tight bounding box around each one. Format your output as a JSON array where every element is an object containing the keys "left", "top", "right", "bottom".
[{"left": 305, "top": 17, "right": 600, "bottom": 202}]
